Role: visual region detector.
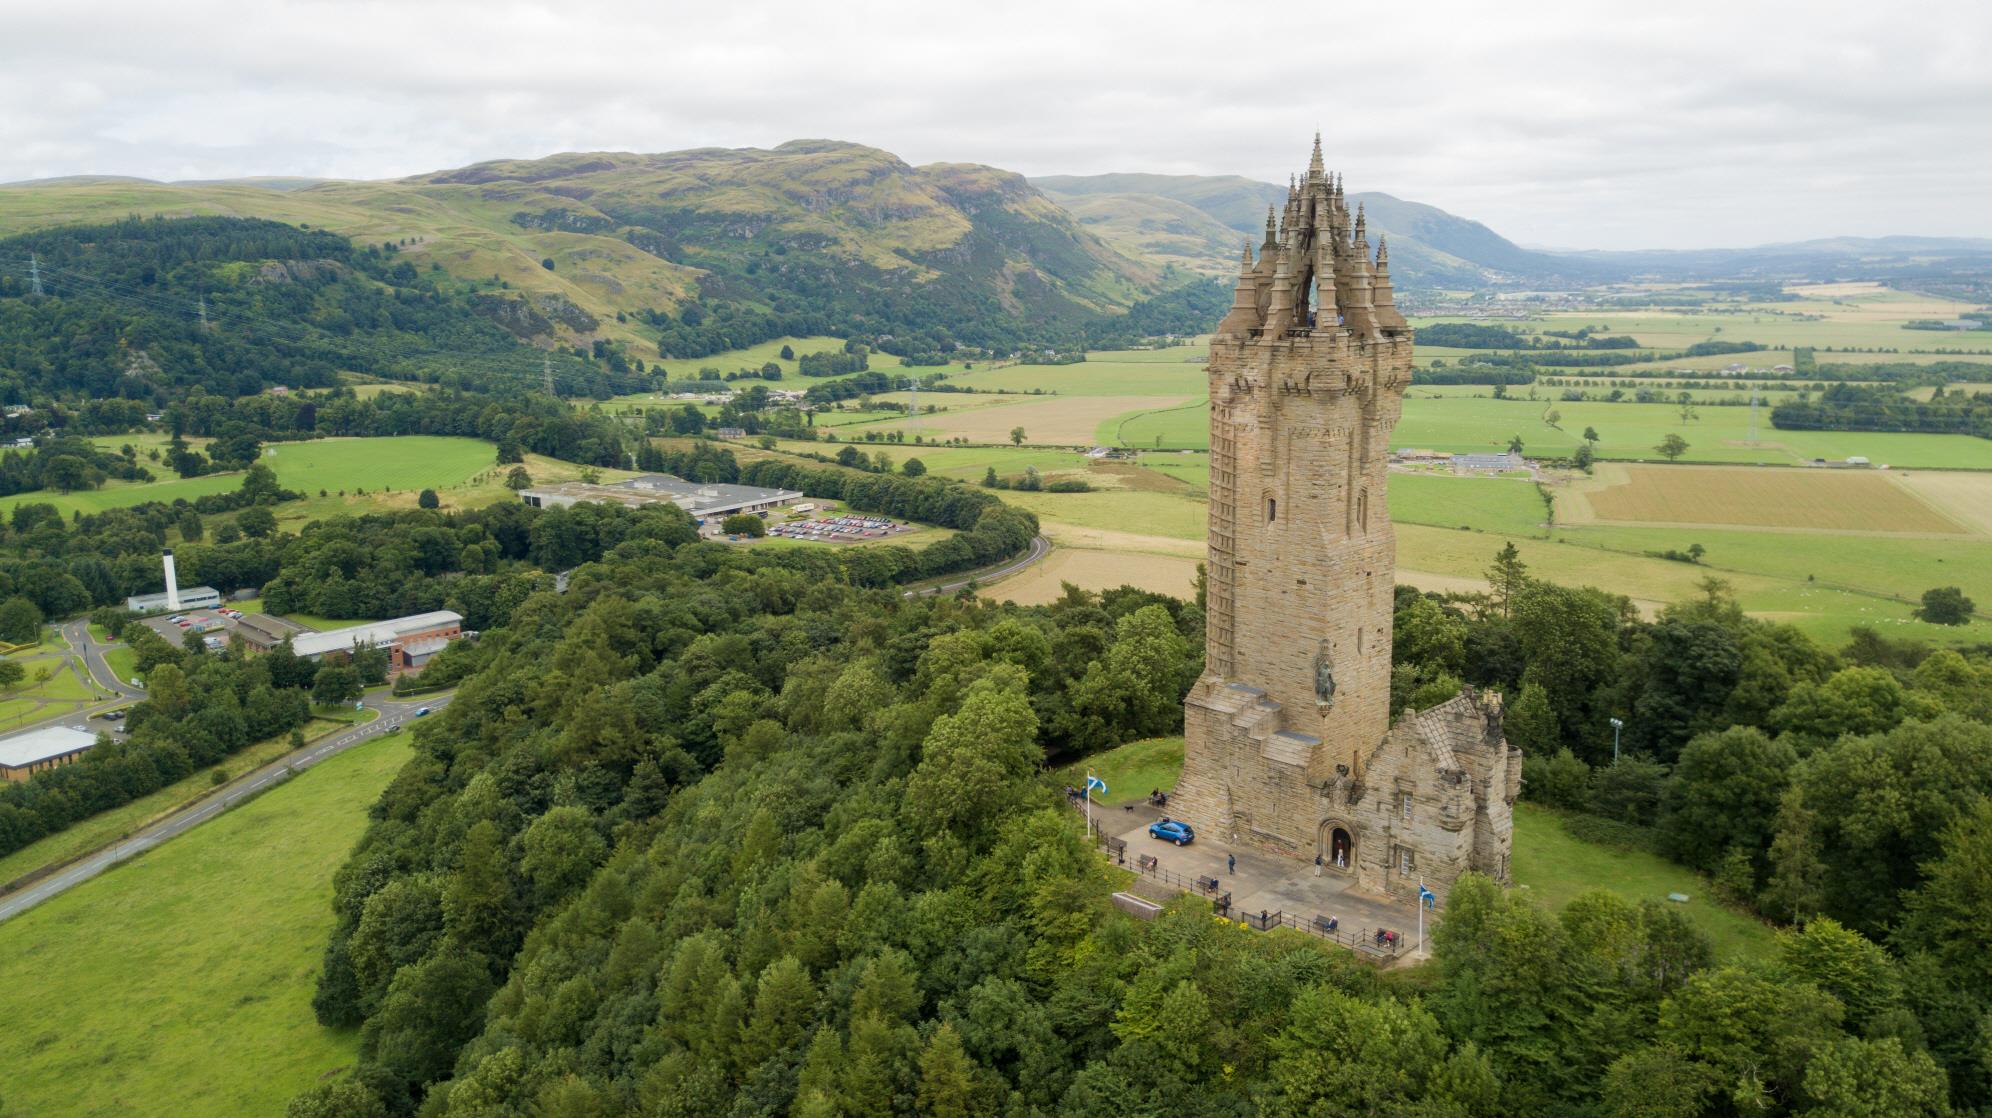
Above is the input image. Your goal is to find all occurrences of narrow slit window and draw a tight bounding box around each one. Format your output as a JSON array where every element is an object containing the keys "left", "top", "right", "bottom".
[{"left": 1267, "top": 497, "right": 1277, "bottom": 523}]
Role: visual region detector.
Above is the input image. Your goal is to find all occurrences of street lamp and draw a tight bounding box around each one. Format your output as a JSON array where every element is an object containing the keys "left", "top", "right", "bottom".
[{"left": 1608, "top": 717, "right": 1624, "bottom": 764}]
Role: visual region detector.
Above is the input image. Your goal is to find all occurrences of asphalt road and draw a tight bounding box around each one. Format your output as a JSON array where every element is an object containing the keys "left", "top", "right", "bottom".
[
  {"left": 0, "top": 690, "right": 449, "bottom": 925},
  {"left": 908, "top": 534, "right": 1051, "bottom": 597},
  {"left": 59, "top": 617, "right": 147, "bottom": 701}
]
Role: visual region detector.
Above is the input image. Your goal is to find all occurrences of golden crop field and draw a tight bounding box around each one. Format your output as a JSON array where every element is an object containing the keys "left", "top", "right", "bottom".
[{"left": 1568, "top": 464, "right": 1968, "bottom": 534}]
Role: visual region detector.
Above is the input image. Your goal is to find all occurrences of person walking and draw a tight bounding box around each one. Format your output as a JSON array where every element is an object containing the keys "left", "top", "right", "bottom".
[{"left": 1227, "top": 853, "right": 1236, "bottom": 875}]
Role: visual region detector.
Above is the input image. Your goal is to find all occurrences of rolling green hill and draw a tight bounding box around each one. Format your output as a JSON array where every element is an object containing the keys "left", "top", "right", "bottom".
[{"left": 0, "top": 141, "right": 1177, "bottom": 358}]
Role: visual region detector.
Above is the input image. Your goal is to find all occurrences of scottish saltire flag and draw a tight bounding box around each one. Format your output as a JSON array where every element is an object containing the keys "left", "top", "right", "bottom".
[
  {"left": 1085, "top": 775, "right": 1108, "bottom": 797},
  {"left": 1419, "top": 882, "right": 1437, "bottom": 908}
]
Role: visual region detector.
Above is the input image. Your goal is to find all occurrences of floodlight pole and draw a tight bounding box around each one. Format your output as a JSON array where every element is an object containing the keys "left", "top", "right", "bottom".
[{"left": 1609, "top": 717, "right": 1624, "bottom": 764}]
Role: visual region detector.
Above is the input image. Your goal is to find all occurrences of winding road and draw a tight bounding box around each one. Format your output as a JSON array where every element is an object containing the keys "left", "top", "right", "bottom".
[
  {"left": 907, "top": 533, "right": 1051, "bottom": 597},
  {"left": 0, "top": 689, "right": 449, "bottom": 925},
  {"left": 58, "top": 617, "right": 147, "bottom": 701}
]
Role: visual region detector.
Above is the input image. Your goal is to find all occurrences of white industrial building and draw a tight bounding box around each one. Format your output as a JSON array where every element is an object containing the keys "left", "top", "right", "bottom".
[
  {"left": 519, "top": 474, "right": 801, "bottom": 520},
  {"left": 125, "top": 549, "right": 222, "bottom": 613},
  {"left": 0, "top": 725, "right": 100, "bottom": 782},
  {"left": 290, "top": 611, "right": 465, "bottom": 667}
]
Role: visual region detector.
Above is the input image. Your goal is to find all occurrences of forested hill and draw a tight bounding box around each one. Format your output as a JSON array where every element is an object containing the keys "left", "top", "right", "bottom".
[
  {"left": 0, "top": 215, "right": 626, "bottom": 417},
  {"left": 0, "top": 142, "right": 1215, "bottom": 360},
  {"left": 285, "top": 523, "right": 1992, "bottom": 1117}
]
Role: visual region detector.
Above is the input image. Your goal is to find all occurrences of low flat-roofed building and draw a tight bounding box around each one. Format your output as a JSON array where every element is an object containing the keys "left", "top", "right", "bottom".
[
  {"left": 520, "top": 473, "right": 802, "bottom": 520},
  {"left": 399, "top": 637, "right": 452, "bottom": 669},
  {"left": 0, "top": 725, "right": 100, "bottom": 782},
  {"left": 125, "top": 585, "right": 222, "bottom": 613},
  {"left": 234, "top": 613, "right": 297, "bottom": 652},
  {"left": 292, "top": 610, "right": 464, "bottom": 663}
]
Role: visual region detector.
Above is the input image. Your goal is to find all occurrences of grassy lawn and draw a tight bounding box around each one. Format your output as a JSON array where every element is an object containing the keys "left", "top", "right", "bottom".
[
  {"left": 0, "top": 647, "right": 113, "bottom": 732},
  {"left": 0, "top": 729, "right": 412, "bottom": 1117},
  {"left": 0, "top": 716, "right": 360, "bottom": 888},
  {"left": 102, "top": 645, "right": 139, "bottom": 687},
  {"left": 1055, "top": 736, "right": 1185, "bottom": 805},
  {"left": 1510, "top": 803, "right": 1776, "bottom": 962}
]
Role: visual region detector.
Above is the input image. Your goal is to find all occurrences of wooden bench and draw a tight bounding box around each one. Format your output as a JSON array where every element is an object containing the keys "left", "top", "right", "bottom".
[
  {"left": 1314, "top": 915, "right": 1338, "bottom": 934},
  {"left": 1196, "top": 876, "right": 1221, "bottom": 893},
  {"left": 1136, "top": 854, "right": 1158, "bottom": 872}
]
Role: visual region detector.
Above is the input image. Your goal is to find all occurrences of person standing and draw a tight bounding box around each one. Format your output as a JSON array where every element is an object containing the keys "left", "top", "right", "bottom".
[{"left": 1227, "top": 853, "right": 1236, "bottom": 875}]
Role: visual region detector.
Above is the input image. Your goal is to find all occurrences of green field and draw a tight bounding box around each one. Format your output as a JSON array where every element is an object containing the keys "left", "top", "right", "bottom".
[
  {"left": 1389, "top": 473, "right": 1548, "bottom": 536},
  {"left": 0, "top": 715, "right": 366, "bottom": 889},
  {"left": 0, "top": 729, "right": 411, "bottom": 1117},
  {"left": 1112, "top": 393, "right": 1992, "bottom": 468},
  {"left": 1000, "top": 488, "right": 1209, "bottom": 540},
  {"left": 969, "top": 457, "right": 1991, "bottom": 643},
  {"left": 0, "top": 436, "right": 498, "bottom": 519},
  {"left": 1511, "top": 803, "right": 1775, "bottom": 962},
  {"left": 947, "top": 349, "right": 1206, "bottom": 396}
]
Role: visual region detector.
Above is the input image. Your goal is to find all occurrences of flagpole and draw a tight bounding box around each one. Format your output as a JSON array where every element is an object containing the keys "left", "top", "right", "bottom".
[
  {"left": 1085, "top": 770, "right": 1093, "bottom": 839},
  {"left": 1418, "top": 878, "right": 1427, "bottom": 959}
]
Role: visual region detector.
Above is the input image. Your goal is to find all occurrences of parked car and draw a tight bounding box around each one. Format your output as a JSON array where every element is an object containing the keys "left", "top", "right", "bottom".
[
  {"left": 1148, "top": 819, "right": 1195, "bottom": 846},
  {"left": 104, "top": 710, "right": 125, "bottom": 721}
]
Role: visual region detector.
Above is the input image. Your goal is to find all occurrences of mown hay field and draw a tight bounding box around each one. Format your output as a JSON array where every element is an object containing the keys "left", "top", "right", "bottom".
[
  {"left": 1570, "top": 464, "right": 1970, "bottom": 534},
  {"left": 989, "top": 546, "right": 1199, "bottom": 606}
]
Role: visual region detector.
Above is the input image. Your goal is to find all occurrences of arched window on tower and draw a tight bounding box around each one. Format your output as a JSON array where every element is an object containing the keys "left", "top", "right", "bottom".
[{"left": 1267, "top": 496, "right": 1277, "bottom": 524}]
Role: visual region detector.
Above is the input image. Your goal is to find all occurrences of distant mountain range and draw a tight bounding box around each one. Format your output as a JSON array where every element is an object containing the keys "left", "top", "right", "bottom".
[
  {"left": 5, "top": 144, "right": 1991, "bottom": 341},
  {"left": 1033, "top": 173, "right": 1992, "bottom": 293},
  {"left": 1033, "top": 172, "right": 1586, "bottom": 288}
]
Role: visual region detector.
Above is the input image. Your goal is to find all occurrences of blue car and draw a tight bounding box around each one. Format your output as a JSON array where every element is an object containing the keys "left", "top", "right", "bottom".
[
  {"left": 414, "top": 707, "right": 431, "bottom": 717},
  {"left": 1148, "top": 819, "right": 1195, "bottom": 846}
]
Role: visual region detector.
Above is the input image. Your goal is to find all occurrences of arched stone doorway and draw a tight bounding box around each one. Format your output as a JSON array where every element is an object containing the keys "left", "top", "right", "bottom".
[{"left": 1318, "top": 820, "right": 1355, "bottom": 873}]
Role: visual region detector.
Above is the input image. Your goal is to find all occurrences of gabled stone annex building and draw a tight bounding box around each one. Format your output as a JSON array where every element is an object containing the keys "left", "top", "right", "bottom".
[{"left": 1171, "top": 138, "right": 1519, "bottom": 905}]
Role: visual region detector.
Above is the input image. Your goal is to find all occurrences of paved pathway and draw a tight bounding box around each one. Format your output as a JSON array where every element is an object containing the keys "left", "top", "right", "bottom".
[
  {"left": 0, "top": 691, "right": 449, "bottom": 925},
  {"left": 1099, "top": 800, "right": 1433, "bottom": 956}
]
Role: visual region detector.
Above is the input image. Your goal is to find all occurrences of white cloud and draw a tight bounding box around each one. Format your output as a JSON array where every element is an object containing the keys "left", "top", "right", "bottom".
[{"left": 2, "top": 0, "right": 1987, "bottom": 248}]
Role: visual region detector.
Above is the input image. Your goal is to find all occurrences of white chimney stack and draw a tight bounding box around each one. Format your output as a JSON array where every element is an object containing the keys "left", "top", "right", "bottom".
[{"left": 162, "top": 549, "right": 181, "bottom": 611}]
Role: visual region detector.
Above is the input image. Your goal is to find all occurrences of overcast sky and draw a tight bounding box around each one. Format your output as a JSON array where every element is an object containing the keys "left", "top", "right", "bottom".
[{"left": 3, "top": 0, "right": 1987, "bottom": 250}]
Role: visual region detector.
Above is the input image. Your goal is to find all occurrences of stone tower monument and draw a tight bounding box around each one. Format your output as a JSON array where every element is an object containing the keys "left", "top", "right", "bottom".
[{"left": 1172, "top": 138, "right": 1519, "bottom": 904}]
